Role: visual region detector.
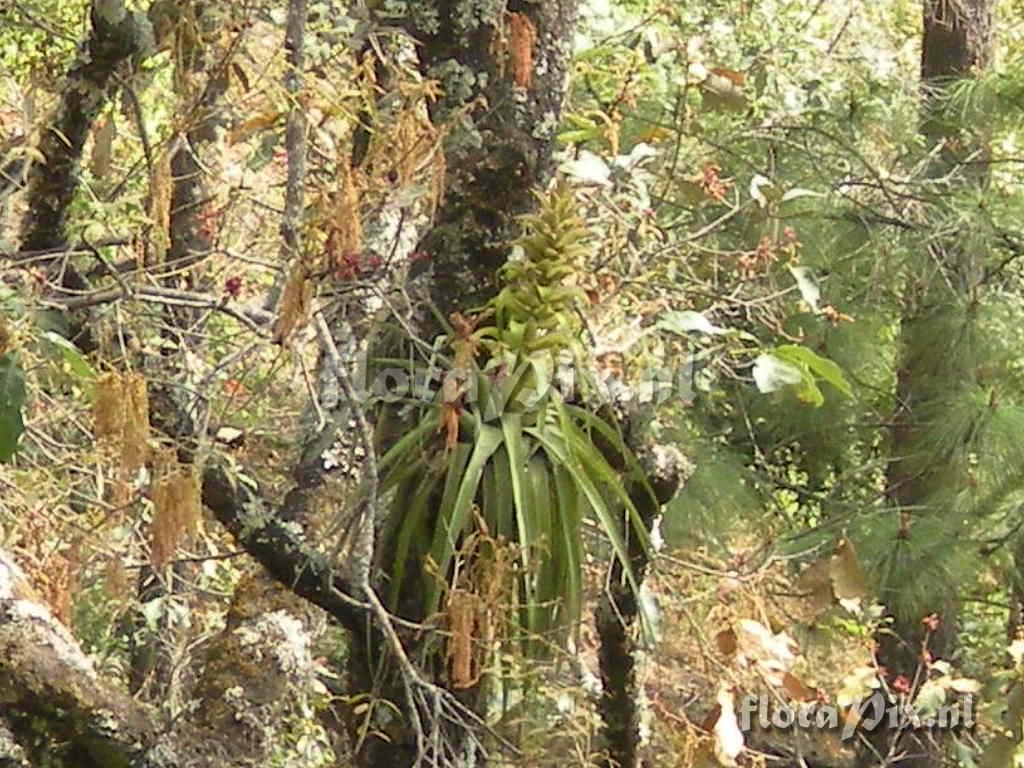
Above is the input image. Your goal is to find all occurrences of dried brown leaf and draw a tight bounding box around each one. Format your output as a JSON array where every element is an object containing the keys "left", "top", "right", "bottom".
[
  {"left": 273, "top": 262, "right": 313, "bottom": 344},
  {"left": 715, "top": 628, "right": 737, "bottom": 656},
  {"left": 508, "top": 13, "right": 537, "bottom": 90},
  {"left": 829, "top": 538, "right": 867, "bottom": 602},
  {"left": 91, "top": 116, "right": 116, "bottom": 178}
]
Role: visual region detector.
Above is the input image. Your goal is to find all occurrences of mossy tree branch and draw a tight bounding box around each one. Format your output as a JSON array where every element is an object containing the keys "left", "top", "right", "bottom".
[{"left": 18, "top": 1, "right": 162, "bottom": 255}]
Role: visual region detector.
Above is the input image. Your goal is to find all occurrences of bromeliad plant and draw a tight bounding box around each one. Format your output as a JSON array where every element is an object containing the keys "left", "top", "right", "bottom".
[{"left": 376, "top": 188, "right": 658, "bottom": 651}]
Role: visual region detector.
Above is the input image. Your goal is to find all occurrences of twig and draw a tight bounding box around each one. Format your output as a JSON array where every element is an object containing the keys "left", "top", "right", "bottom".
[
  {"left": 266, "top": 0, "right": 309, "bottom": 314},
  {"left": 40, "top": 284, "right": 273, "bottom": 335},
  {"left": 82, "top": 231, "right": 133, "bottom": 298}
]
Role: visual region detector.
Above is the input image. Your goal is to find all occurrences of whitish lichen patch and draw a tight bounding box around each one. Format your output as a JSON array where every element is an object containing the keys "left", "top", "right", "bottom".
[
  {"left": 0, "top": 550, "right": 28, "bottom": 600},
  {"left": 8, "top": 599, "right": 97, "bottom": 676},
  {"left": 0, "top": 561, "right": 13, "bottom": 601},
  {"left": 254, "top": 610, "right": 313, "bottom": 675}
]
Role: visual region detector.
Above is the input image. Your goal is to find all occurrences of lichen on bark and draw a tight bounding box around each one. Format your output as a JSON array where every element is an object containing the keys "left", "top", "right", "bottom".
[
  {"left": 18, "top": 1, "right": 160, "bottom": 255},
  {"left": 405, "top": 0, "right": 580, "bottom": 318}
]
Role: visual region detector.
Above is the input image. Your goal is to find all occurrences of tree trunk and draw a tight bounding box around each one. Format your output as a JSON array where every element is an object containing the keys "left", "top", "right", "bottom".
[
  {"left": 1, "top": 548, "right": 224, "bottom": 767},
  {"left": 405, "top": 0, "right": 580, "bottom": 320},
  {"left": 17, "top": 2, "right": 154, "bottom": 255},
  {"left": 595, "top": 455, "right": 681, "bottom": 768},
  {"left": 875, "top": 1, "right": 995, "bottom": 765}
]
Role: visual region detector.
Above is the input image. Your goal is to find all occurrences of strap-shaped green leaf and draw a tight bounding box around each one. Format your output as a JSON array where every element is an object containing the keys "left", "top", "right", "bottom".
[
  {"left": 527, "top": 455, "right": 556, "bottom": 634},
  {"left": 425, "top": 425, "right": 504, "bottom": 615},
  {"left": 378, "top": 410, "right": 438, "bottom": 473},
  {"left": 566, "top": 404, "right": 658, "bottom": 510},
  {"left": 556, "top": 401, "right": 653, "bottom": 556},
  {"left": 525, "top": 424, "right": 643, "bottom": 616},
  {"left": 501, "top": 412, "right": 531, "bottom": 571},
  {"left": 553, "top": 465, "right": 583, "bottom": 634},
  {"left": 0, "top": 353, "right": 26, "bottom": 463},
  {"left": 387, "top": 466, "right": 445, "bottom": 608},
  {"left": 488, "top": 447, "right": 517, "bottom": 541}
]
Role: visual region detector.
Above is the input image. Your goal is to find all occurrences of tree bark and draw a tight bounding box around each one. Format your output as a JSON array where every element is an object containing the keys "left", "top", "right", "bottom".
[
  {"left": 17, "top": 1, "right": 162, "bottom": 256},
  {"left": 595, "top": 439, "right": 684, "bottom": 768},
  {"left": 0, "top": 549, "right": 222, "bottom": 767},
  {"left": 876, "top": 1, "right": 995, "bottom": 765},
  {"left": 405, "top": 0, "right": 580, "bottom": 320}
]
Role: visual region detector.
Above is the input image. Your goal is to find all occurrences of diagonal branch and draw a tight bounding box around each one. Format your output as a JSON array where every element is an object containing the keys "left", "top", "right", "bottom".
[
  {"left": 0, "top": 550, "right": 218, "bottom": 767},
  {"left": 199, "top": 458, "right": 366, "bottom": 635},
  {"left": 18, "top": 1, "right": 163, "bottom": 255}
]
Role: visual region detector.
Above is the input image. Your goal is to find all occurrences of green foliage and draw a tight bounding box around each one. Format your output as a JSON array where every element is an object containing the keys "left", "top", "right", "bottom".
[
  {"left": 0, "top": 3, "right": 87, "bottom": 83},
  {"left": 0, "top": 352, "right": 26, "bottom": 463},
  {"left": 754, "top": 344, "right": 853, "bottom": 408},
  {"left": 486, "top": 188, "right": 590, "bottom": 354},
  {"left": 377, "top": 191, "right": 656, "bottom": 649}
]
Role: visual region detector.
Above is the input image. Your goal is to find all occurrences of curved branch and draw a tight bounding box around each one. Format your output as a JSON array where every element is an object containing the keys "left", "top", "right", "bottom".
[
  {"left": 0, "top": 551, "right": 213, "bottom": 768},
  {"left": 18, "top": 1, "right": 159, "bottom": 255},
  {"left": 200, "top": 458, "right": 366, "bottom": 635}
]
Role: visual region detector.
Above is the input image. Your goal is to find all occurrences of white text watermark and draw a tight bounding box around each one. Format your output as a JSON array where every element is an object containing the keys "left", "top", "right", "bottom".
[{"left": 737, "top": 693, "right": 975, "bottom": 741}]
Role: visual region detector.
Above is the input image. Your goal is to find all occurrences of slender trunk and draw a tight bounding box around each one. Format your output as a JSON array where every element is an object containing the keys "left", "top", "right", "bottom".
[
  {"left": 17, "top": 3, "right": 150, "bottom": 255},
  {"left": 130, "top": 0, "right": 233, "bottom": 702},
  {"left": 875, "top": 1, "right": 995, "bottom": 765},
  {"left": 595, "top": 439, "right": 683, "bottom": 768}
]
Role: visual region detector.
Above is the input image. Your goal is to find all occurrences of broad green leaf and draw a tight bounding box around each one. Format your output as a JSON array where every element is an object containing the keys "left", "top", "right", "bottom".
[
  {"left": 425, "top": 425, "right": 504, "bottom": 614},
  {"left": 527, "top": 456, "right": 554, "bottom": 598},
  {"left": 42, "top": 331, "right": 96, "bottom": 380},
  {"left": 526, "top": 456, "right": 555, "bottom": 637},
  {"left": 915, "top": 678, "right": 947, "bottom": 718},
  {"left": 0, "top": 353, "right": 26, "bottom": 463},
  {"left": 752, "top": 353, "right": 804, "bottom": 393},
  {"left": 565, "top": 404, "right": 657, "bottom": 510},
  {"left": 752, "top": 349, "right": 844, "bottom": 408},
  {"left": 482, "top": 355, "right": 530, "bottom": 421},
  {"left": 558, "top": 128, "right": 601, "bottom": 144},
  {"left": 556, "top": 403, "right": 653, "bottom": 554},
  {"left": 775, "top": 344, "right": 853, "bottom": 397},
  {"left": 480, "top": 461, "right": 499, "bottom": 537}
]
